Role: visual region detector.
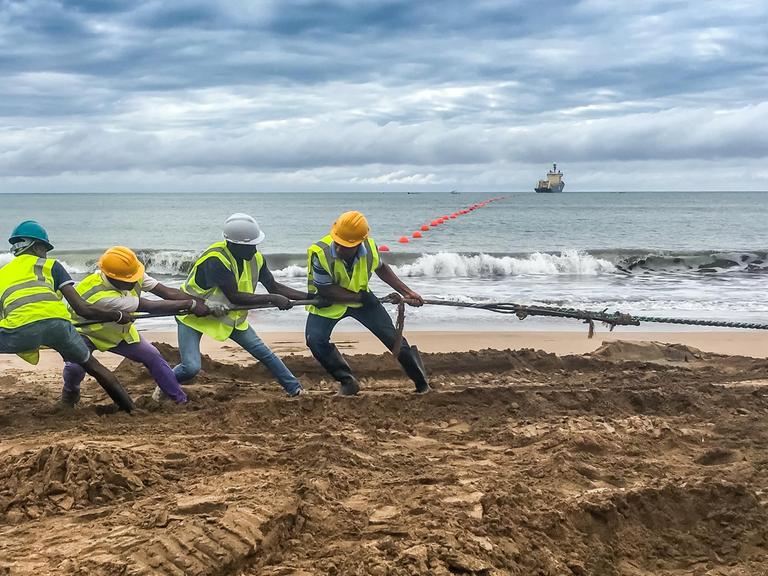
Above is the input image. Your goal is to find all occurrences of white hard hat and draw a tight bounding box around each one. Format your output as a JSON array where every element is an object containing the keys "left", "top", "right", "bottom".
[{"left": 222, "top": 213, "right": 265, "bottom": 245}]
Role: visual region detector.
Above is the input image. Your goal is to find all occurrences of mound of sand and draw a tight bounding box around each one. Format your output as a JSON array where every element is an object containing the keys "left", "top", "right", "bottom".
[
  {"left": 590, "top": 340, "right": 707, "bottom": 363},
  {"left": 115, "top": 344, "right": 567, "bottom": 385},
  {"left": 0, "top": 443, "right": 165, "bottom": 521}
]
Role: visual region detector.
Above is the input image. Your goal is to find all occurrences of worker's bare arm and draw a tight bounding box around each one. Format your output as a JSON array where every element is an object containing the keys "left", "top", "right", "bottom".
[
  {"left": 60, "top": 285, "right": 132, "bottom": 323},
  {"left": 150, "top": 284, "right": 193, "bottom": 301},
  {"left": 374, "top": 264, "right": 424, "bottom": 306},
  {"left": 218, "top": 275, "right": 292, "bottom": 310},
  {"left": 137, "top": 297, "right": 196, "bottom": 314},
  {"left": 316, "top": 283, "right": 362, "bottom": 304},
  {"left": 260, "top": 267, "right": 310, "bottom": 300}
]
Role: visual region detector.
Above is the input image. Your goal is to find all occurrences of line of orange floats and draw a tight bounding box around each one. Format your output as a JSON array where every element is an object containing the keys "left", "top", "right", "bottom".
[{"left": 378, "top": 196, "right": 507, "bottom": 252}]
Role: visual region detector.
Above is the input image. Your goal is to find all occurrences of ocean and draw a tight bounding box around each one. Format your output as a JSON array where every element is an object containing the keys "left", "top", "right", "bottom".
[{"left": 1, "top": 191, "right": 766, "bottom": 333}]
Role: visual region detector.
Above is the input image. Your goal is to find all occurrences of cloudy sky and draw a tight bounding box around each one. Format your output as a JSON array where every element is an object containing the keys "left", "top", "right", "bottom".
[{"left": 1, "top": 0, "right": 766, "bottom": 192}]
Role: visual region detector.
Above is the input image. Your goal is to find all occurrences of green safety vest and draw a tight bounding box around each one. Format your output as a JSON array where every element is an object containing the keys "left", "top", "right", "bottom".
[
  {"left": 71, "top": 272, "right": 142, "bottom": 352},
  {"left": 178, "top": 241, "right": 264, "bottom": 341},
  {"left": 0, "top": 254, "right": 72, "bottom": 364},
  {"left": 306, "top": 235, "right": 379, "bottom": 319}
]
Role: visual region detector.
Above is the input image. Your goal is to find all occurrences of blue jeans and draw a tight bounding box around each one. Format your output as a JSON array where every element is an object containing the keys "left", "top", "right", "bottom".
[
  {"left": 0, "top": 319, "right": 90, "bottom": 364},
  {"left": 173, "top": 320, "right": 302, "bottom": 395}
]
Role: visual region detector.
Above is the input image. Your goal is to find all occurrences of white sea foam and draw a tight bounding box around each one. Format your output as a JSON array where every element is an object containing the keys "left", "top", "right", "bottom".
[
  {"left": 0, "top": 252, "right": 86, "bottom": 273},
  {"left": 392, "top": 250, "right": 616, "bottom": 278},
  {"left": 0, "top": 252, "right": 93, "bottom": 275},
  {"left": 12, "top": 248, "right": 765, "bottom": 279},
  {"left": 272, "top": 264, "right": 308, "bottom": 278},
  {"left": 269, "top": 251, "right": 616, "bottom": 279},
  {"left": 58, "top": 260, "right": 87, "bottom": 274}
]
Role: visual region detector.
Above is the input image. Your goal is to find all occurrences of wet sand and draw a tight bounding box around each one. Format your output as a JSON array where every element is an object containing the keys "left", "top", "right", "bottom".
[{"left": 2, "top": 336, "right": 768, "bottom": 574}]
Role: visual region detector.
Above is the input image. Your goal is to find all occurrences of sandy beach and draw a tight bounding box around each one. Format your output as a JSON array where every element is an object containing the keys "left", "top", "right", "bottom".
[
  {"left": 2, "top": 329, "right": 768, "bottom": 574},
  {"left": 3, "top": 0, "right": 766, "bottom": 572}
]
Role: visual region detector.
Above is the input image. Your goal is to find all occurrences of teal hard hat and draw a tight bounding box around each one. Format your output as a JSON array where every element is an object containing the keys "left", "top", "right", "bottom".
[{"left": 8, "top": 220, "right": 54, "bottom": 251}]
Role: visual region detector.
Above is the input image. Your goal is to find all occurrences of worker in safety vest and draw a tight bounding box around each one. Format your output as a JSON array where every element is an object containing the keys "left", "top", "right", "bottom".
[
  {"left": 306, "top": 211, "right": 430, "bottom": 395},
  {"left": 0, "top": 221, "right": 134, "bottom": 411},
  {"left": 63, "top": 247, "right": 212, "bottom": 405},
  {"left": 171, "top": 213, "right": 307, "bottom": 397}
]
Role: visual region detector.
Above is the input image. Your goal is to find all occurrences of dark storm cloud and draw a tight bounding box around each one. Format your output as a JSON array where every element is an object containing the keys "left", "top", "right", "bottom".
[{"left": 0, "top": 0, "right": 766, "bottom": 189}]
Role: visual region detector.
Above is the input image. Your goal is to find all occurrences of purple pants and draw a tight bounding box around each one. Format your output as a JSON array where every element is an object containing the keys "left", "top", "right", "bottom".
[{"left": 63, "top": 335, "right": 187, "bottom": 403}]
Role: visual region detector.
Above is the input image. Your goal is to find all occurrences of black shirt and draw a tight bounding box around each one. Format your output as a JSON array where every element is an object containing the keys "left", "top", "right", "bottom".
[
  {"left": 194, "top": 256, "right": 272, "bottom": 291},
  {"left": 51, "top": 261, "right": 74, "bottom": 291}
]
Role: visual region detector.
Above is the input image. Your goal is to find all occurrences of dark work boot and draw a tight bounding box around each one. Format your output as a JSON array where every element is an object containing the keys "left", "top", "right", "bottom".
[
  {"left": 318, "top": 346, "right": 359, "bottom": 395},
  {"left": 399, "top": 345, "right": 431, "bottom": 394},
  {"left": 414, "top": 380, "right": 431, "bottom": 394},
  {"left": 338, "top": 376, "right": 361, "bottom": 396},
  {"left": 60, "top": 389, "right": 81, "bottom": 408},
  {"left": 316, "top": 347, "right": 353, "bottom": 380}
]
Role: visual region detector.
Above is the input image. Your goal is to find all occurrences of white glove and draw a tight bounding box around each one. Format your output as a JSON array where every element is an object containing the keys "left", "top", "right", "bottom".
[{"left": 207, "top": 302, "right": 230, "bottom": 317}]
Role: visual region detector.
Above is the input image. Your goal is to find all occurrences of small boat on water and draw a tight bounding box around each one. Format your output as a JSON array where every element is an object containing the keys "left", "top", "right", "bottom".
[{"left": 535, "top": 163, "right": 565, "bottom": 193}]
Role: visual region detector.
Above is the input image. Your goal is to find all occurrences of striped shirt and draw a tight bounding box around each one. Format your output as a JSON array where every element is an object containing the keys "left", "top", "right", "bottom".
[{"left": 311, "top": 242, "right": 378, "bottom": 286}]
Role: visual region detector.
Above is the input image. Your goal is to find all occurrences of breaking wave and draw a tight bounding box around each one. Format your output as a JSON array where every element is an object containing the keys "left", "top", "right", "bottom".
[
  {"left": 393, "top": 251, "right": 615, "bottom": 277},
  {"left": 3, "top": 248, "right": 767, "bottom": 279},
  {"left": 611, "top": 250, "right": 768, "bottom": 274},
  {"left": 0, "top": 252, "right": 84, "bottom": 273}
]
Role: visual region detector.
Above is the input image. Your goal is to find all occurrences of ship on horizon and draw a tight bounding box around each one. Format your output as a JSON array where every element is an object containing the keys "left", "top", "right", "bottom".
[{"left": 535, "top": 163, "right": 565, "bottom": 193}]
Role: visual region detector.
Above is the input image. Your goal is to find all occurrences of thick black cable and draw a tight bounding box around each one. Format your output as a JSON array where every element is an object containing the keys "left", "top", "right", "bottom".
[
  {"left": 75, "top": 297, "right": 768, "bottom": 332},
  {"left": 422, "top": 299, "right": 768, "bottom": 331}
]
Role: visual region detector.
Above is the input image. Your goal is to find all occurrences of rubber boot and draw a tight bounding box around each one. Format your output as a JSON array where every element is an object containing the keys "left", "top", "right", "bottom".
[
  {"left": 315, "top": 346, "right": 360, "bottom": 395},
  {"left": 398, "top": 345, "right": 431, "bottom": 394},
  {"left": 338, "top": 375, "right": 361, "bottom": 396},
  {"left": 60, "top": 389, "right": 81, "bottom": 408}
]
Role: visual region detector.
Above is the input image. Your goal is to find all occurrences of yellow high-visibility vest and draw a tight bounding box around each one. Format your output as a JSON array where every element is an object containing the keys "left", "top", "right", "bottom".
[
  {"left": 0, "top": 254, "right": 71, "bottom": 329},
  {"left": 71, "top": 272, "right": 141, "bottom": 351},
  {"left": 306, "top": 235, "right": 379, "bottom": 319},
  {"left": 0, "top": 254, "right": 72, "bottom": 364},
  {"left": 178, "top": 241, "right": 263, "bottom": 341}
]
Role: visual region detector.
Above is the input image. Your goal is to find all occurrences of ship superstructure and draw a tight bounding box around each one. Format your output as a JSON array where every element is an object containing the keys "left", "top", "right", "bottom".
[{"left": 535, "top": 163, "right": 565, "bottom": 193}]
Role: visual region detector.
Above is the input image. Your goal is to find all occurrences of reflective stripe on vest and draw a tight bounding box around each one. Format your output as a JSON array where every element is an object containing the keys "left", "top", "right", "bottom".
[
  {"left": 0, "top": 255, "right": 70, "bottom": 330},
  {"left": 178, "top": 242, "right": 263, "bottom": 341},
  {"left": 0, "top": 258, "right": 51, "bottom": 316},
  {"left": 71, "top": 272, "right": 141, "bottom": 352},
  {"left": 306, "top": 235, "right": 379, "bottom": 319}
]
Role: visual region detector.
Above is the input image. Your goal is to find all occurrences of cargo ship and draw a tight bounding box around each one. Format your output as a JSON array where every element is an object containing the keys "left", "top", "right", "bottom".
[{"left": 535, "top": 163, "right": 564, "bottom": 193}]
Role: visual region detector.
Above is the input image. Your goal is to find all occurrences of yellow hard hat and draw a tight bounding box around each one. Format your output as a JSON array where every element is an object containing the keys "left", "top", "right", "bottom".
[
  {"left": 330, "top": 211, "right": 369, "bottom": 247},
  {"left": 98, "top": 246, "right": 145, "bottom": 282}
]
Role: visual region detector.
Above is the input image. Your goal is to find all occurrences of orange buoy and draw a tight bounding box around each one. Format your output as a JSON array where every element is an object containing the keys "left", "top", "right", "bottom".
[
  {"left": 412, "top": 231, "right": 422, "bottom": 238},
  {"left": 450, "top": 213, "right": 457, "bottom": 218},
  {"left": 431, "top": 220, "right": 441, "bottom": 226},
  {"left": 420, "top": 224, "right": 430, "bottom": 231},
  {"left": 398, "top": 236, "right": 409, "bottom": 243},
  {"left": 379, "top": 244, "right": 390, "bottom": 252}
]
